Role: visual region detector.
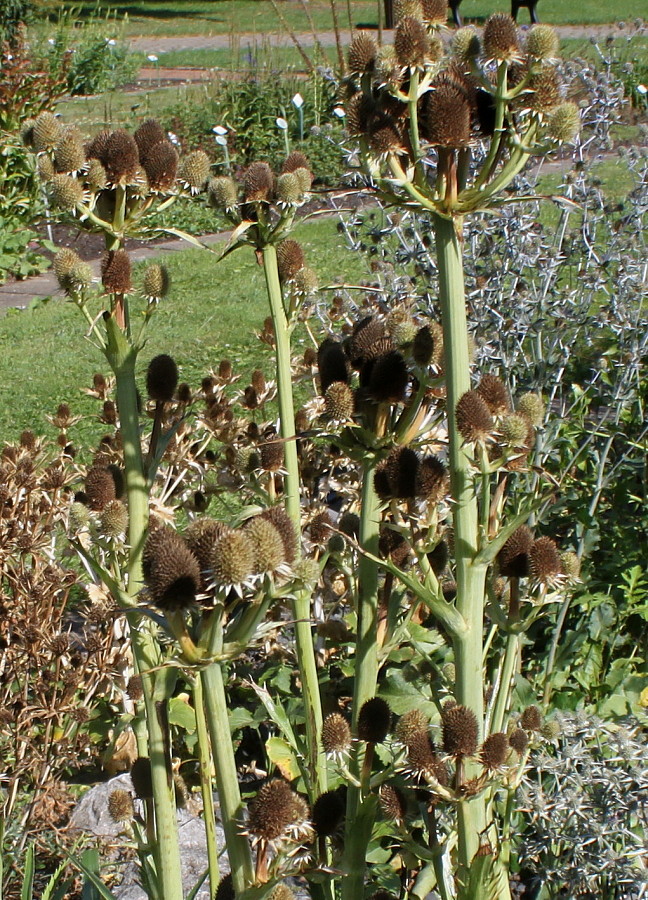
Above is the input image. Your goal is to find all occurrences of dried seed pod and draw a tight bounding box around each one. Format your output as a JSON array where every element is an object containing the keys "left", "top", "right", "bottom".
[
  {"left": 54, "top": 127, "right": 86, "bottom": 173},
  {"left": 422, "top": 0, "right": 448, "bottom": 25},
  {"left": 281, "top": 151, "right": 310, "bottom": 173},
  {"left": 277, "top": 239, "right": 306, "bottom": 282},
  {"left": 346, "top": 317, "right": 389, "bottom": 368},
  {"left": 130, "top": 757, "right": 153, "bottom": 799},
  {"left": 442, "top": 703, "right": 478, "bottom": 757},
  {"left": 379, "top": 783, "right": 408, "bottom": 824},
  {"left": 85, "top": 129, "right": 111, "bottom": 162},
  {"left": 143, "top": 263, "right": 170, "bottom": 300},
  {"left": 529, "top": 536, "right": 562, "bottom": 584},
  {"left": 142, "top": 525, "right": 201, "bottom": 610},
  {"left": 386, "top": 446, "right": 419, "bottom": 500},
  {"left": 85, "top": 466, "right": 117, "bottom": 511},
  {"left": 395, "top": 0, "right": 423, "bottom": 21},
  {"left": 413, "top": 322, "right": 443, "bottom": 367},
  {"left": 374, "top": 461, "right": 392, "bottom": 500},
  {"left": 348, "top": 31, "right": 378, "bottom": 74},
  {"left": 407, "top": 730, "right": 448, "bottom": 783},
  {"left": 427, "top": 539, "right": 449, "bottom": 576},
  {"left": 509, "top": 728, "right": 528, "bottom": 754},
  {"left": 185, "top": 519, "right": 230, "bottom": 571},
  {"left": 376, "top": 44, "right": 401, "bottom": 84},
  {"left": 456, "top": 390, "right": 494, "bottom": 443},
  {"left": 367, "top": 351, "right": 409, "bottom": 403},
  {"left": 379, "top": 527, "right": 411, "bottom": 568},
  {"left": 259, "top": 437, "right": 283, "bottom": 472},
  {"left": 37, "top": 154, "right": 55, "bottom": 182},
  {"left": 417, "top": 455, "right": 448, "bottom": 503},
  {"left": 483, "top": 13, "right": 520, "bottom": 61},
  {"left": 358, "top": 697, "right": 391, "bottom": 743},
  {"left": 101, "top": 249, "right": 132, "bottom": 294},
  {"left": 267, "top": 886, "right": 297, "bottom": 900},
  {"left": 50, "top": 174, "right": 84, "bottom": 211},
  {"left": 215, "top": 875, "right": 234, "bottom": 900},
  {"left": 177, "top": 150, "right": 210, "bottom": 191},
  {"left": 53, "top": 248, "right": 81, "bottom": 290},
  {"left": 322, "top": 712, "right": 352, "bottom": 756},
  {"left": 339, "top": 510, "right": 360, "bottom": 539},
  {"left": 421, "top": 75, "right": 473, "bottom": 148},
  {"left": 346, "top": 92, "right": 375, "bottom": 136},
  {"left": 99, "top": 500, "right": 128, "bottom": 537},
  {"left": 146, "top": 354, "right": 178, "bottom": 402},
  {"left": 560, "top": 550, "right": 581, "bottom": 580},
  {"left": 142, "top": 140, "right": 178, "bottom": 191},
  {"left": 127, "top": 675, "right": 144, "bottom": 701},
  {"left": 247, "top": 779, "right": 302, "bottom": 842},
  {"left": 500, "top": 412, "right": 532, "bottom": 450},
  {"left": 527, "top": 64, "right": 562, "bottom": 113},
  {"left": 516, "top": 392, "right": 544, "bottom": 426},
  {"left": 498, "top": 525, "right": 533, "bottom": 578},
  {"left": 32, "top": 111, "right": 63, "bottom": 152},
  {"left": 480, "top": 732, "right": 509, "bottom": 769},
  {"left": 452, "top": 26, "right": 481, "bottom": 62},
  {"left": 309, "top": 511, "right": 333, "bottom": 545},
  {"left": 208, "top": 175, "right": 238, "bottom": 210},
  {"left": 245, "top": 517, "right": 286, "bottom": 574},
  {"left": 211, "top": 530, "right": 255, "bottom": 588},
  {"left": 477, "top": 374, "right": 510, "bottom": 414},
  {"left": 312, "top": 789, "right": 345, "bottom": 836},
  {"left": 395, "top": 16, "right": 429, "bottom": 68},
  {"left": 520, "top": 705, "right": 543, "bottom": 732},
  {"left": 86, "top": 158, "right": 107, "bottom": 191},
  {"left": 396, "top": 710, "right": 430, "bottom": 746},
  {"left": 318, "top": 338, "right": 349, "bottom": 394},
  {"left": 108, "top": 789, "right": 135, "bottom": 822},
  {"left": 260, "top": 506, "right": 298, "bottom": 564},
  {"left": 134, "top": 119, "right": 168, "bottom": 161},
  {"left": 244, "top": 161, "right": 274, "bottom": 202},
  {"left": 325, "top": 381, "right": 355, "bottom": 420},
  {"left": 276, "top": 172, "right": 303, "bottom": 205},
  {"left": 525, "top": 24, "right": 559, "bottom": 60},
  {"left": 292, "top": 266, "right": 318, "bottom": 295},
  {"left": 546, "top": 102, "right": 580, "bottom": 143},
  {"left": 102, "top": 129, "right": 140, "bottom": 183}
]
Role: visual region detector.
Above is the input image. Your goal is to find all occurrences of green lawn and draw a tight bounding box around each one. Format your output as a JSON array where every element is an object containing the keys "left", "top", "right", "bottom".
[{"left": 0, "top": 219, "right": 367, "bottom": 447}]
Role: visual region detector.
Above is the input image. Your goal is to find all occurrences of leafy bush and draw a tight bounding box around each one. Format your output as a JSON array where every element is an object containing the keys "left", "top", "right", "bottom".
[{"left": 0, "top": 0, "right": 32, "bottom": 43}]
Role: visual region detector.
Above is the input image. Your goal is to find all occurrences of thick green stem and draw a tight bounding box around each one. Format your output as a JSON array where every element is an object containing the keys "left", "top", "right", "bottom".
[
  {"left": 261, "top": 243, "right": 326, "bottom": 798},
  {"left": 341, "top": 462, "right": 381, "bottom": 900},
  {"left": 434, "top": 214, "right": 487, "bottom": 885},
  {"left": 201, "top": 620, "right": 255, "bottom": 896},
  {"left": 193, "top": 676, "right": 222, "bottom": 900}
]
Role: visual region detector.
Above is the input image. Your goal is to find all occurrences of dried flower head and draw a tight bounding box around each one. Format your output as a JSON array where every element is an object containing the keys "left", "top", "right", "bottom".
[
  {"left": 134, "top": 119, "right": 168, "bottom": 160},
  {"left": 428, "top": 539, "right": 449, "bottom": 575},
  {"left": 560, "top": 550, "right": 581, "bottom": 581},
  {"left": 276, "top": 172, "right": 303, "bottom": 206},
  {"left": 312, "top": 789, "right": 345, "bottom": 836},
  {"left": 318, "top": 339, "right": 349, "bottom": 394},
  {"left": 456, "top": 390, "right": 494, "bottom": 443},
  {"left": 260, "top": 506, "right": 298, "bottom": 564},
  {"left": 422, "top": 0, "right": 448, "bottom": 25},
  {"left": 147, "top": 354, "right": 178, "bottom": 402},
  {"left": 267, "top": 886, "right": 297, "bottom": 900},
  {"left": 452, "top": 26, "right": 481, "bottom": 62},
  {"left": 247, "top": 779, "right": 305, "bottom": 843},
  {"left": 498, "top": 525, "right": 533, "bottom": 578},
  {"left": 322, "top": 712, "right": 352, "bottom": 758},
  {"left": 99, "top": 500, "right": 128, "bottom": 538},
  {"left": 379, "top": 783, "right": 408, "bottom": 824},
  {"left": 292, "top": 266, "right": 318, "bottom": 295},
  {"left": 508, "top": 728, "right": 528, "bottom": 754},
  {"left": 101, "top": 249, "right": 132, "bottom": 294},
  {"left": 208, "top": 175, "right": 238, "bottom": 210},
  {"left": 379, "top": 526, "right": 411, "bottom": 568},
  {"left": 108, "top": 789, "right": 135, "bottom": 822},
  {"left": 417, "top": 455, "right": 448, "bottom": 503},
  {"left": 500, "top": 412, "right": 532, "bottom": 450},
  {"left": 358, "top": 697, "right": 392, "bottom": 743},
  {"left": 215, "top": 875, "right": 234, "bottom": 900},
  {"left": 54, "top": 127, "right": 86, "bottom": 173},
  {"left": 386, "top": 445, "right": 419, "bottom": 500},
  {"left": 406, "top": 731, "right": 448, "bottom": 783},
  {"left": 546, "top": 102, "right": 580, "bottom": 143},
  {"left": 422, "top": 76, "right": 473, "bottom": 148},
  {"left": 244, "top": 161, "right": 274, "bottom": 202},
  {"left": 50, "top": 174, "right": 84, "bottom": 211},
  {"left": 33, "top": 111, "right": 63, "bottom": 152},
  {"left": 525, "top": 24, "right": 559, "bottom": 60},
  {"left": 277, "top": 239, "right": 306, "bottom": 282},
  {"left": 130, "top": 757, "right": 153, "bottom": 799},
  {"left": 483, "top": 13, "right": 520, "bottom": 61},
  {"left": 141, "top": 140, "right": 178, "bottom": 191},
  {"left": 142, "top": 525, "right": 201, "bottom": 610},
  {"left": 101, "top": 129, "right": 140, "bottom": 183},
  {"left": 85, "top": 466, "right": 117, "bottom": 511},
  {"left": 442, "top": 703, "right": 479, "bottom": 757},
  {"left": 413, "top": 322, "right": 443, "bottom": 367},
  {"left": 325, "top": 381, "right": 355, "bottom": 420},
  {"left": 281, "top": 151, "right": 310, "bottom": 174},
  {"left": 367, "top": 351, "right": 409, "bottom": 403},
  {"left": 53, "top": 248, "right": 82, "bottom": 291},
  {"left": 395, "top": 16, "right": 430, "bottom": 68},
  {"left": 348, "top": 31, "right": 378, "bottom": 74},
  {"left": 395, "top": 0, "right": 423, "bottom": 21},
  {"left": 143, "top": 263, "right": 170, "bottom": 301},
  {"left": 37, "top": 154, "right": 55, "bottom": 182},
  {"left": 477, "top": 374, "right": 510, "bottom": 414},
  {"left": 480, "top": 732, "right": 509, "bottom": 769},
  {"left": 185, "top": 519, "right": 230, "bottom": 572},
  {"left": 346, "top": 316, "right": 389, "bottom": 368},
  {"left": 211, "top": 530, "right": 255, "bottom": 589},
  {"left": 520, "top": 705, "right": 543, "bottom": 732},
  {"left": 529, "top": 536, "right": 562, "bottom": 584},
  {"left": 245, "top": 517, "right": 286, "bottom": 575},
  {"left": 177, "top": 150, "right": 210, "bottom": 192}
]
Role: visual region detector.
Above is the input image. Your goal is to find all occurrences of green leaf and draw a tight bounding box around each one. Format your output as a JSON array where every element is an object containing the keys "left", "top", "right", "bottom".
[
  {"left": 21, "top": 845, "right": 35, "bottom": 900},
  {"left": 72, "top": 848, "right": 118, "bottom": 900},
  {"left": 380, "top": 670, "right": 437, "bottom": 718},
  {"left": 266, "top": 736, "right": 300, "bottom": 781},
  {"left": 168, "top": 696, "right": 197, "bottom": 734}
]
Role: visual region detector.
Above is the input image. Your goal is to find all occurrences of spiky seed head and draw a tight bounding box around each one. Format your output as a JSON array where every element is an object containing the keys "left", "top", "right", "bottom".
[
  {"left": 293, "top": 166, "right": 312, "bottom": 193},
  {"left": 456, "top": 390, "right": 494, "bottom": 443},
  {"left": 483, "top": 13, "right": 520, "bottom": 61},
  {"left": 141, "top": 140, "right": 178, "bottom": 191},
  {"left": 215, "top": 875, "right": 234, "bottom": 900},
  {"left": 367, "top": 351, "right": 409, "bottom": 403},
  {"left": 134, "top": 119, "right": 168, "bottom": 160},
  {"left": 407, "top": 731, "right": 448, "bottom": 783},
  {"left": 379, "top": 784, "right": 407, "bottom": 824},
  {"left": 54, "top": 128, "right": 86, "bottom": 173},
  {"left": 318, "top": 338, "right": 349, "bottom": 394},
  {"left": 33, "top": 111, "right": 63, "bottom": 152},
  {"left": 500, "top": 412, "right": 531, "bottom": 449},
  {"left": 394, "top": 0, "right": 423, "bottom": 22},
  {"left": 212, "top": 530, "right": 255, "bottom": 587},
  {"left": 53, "top": 248, "right": 81, "bottom": 286},
  {"left": 244, "top": 161, "right": 274, "bottom": 202},
  {"left": 477, "top": 374, "right": 510, "bottom": 414},
  {"left": 376, "top": 44, "right": 400, "bottom": 84},
  {"left": 348, "top": 31, "right": 378, "bottom": 74},
  {"left": 345, "top": 92, "right": 375, "bottom": 136},
  {"left": 508, "top": 728, "right": 528, "bottom": 754},
  {"left": 373, "top": 461, "right": 391, "bottom": 500},
  {"left": 442, "top": 704, "right": 479, "bottom": 757},
  {"left": 245, "top": 517, "right": 286, "bottom": 575},
  {"left": 130, "top": 757, "right": 153, "bottom": 799},
  {"left": 422, "top": 77, "right": 473, "bottom": 148},
  {"left": 37, "top": 154, "right": 55, "bottom": 182},
  {"left": 428, "top": 539, "right": 449, "bottom": 576},
  {"left": 247, "top": 779, "right": 301, "bottom": 842},
  {"left": 526, "top": 24, "right": 559, "bottom": 60},
  {"left": 322, "top": 712, "right": 352, "bottom": 755},
  {"left": 108, "top": 789, "right": 135, "bottom": 822},
  {"left": 452, "top": 26, "right": 480, "bottom": 64},
  {"left": 142, "top": 525, "right": 201, "bottom": 610},
  {"left": 277, "top": 239, "right": 305, "bottom": 282},
  {"left": 560, "top": 550, "right": 581, "bottom": 580},
  {"left": 413, "top": 322, "right": 443, "bottom": 366},
  {"left": 358, "top": 697, "right": 392, "bottom": 743},
  {"left": 84, "top": 158, "right": 107, "bottom": 192},
  {"left": 395, "top": 16, "right": 430, "bottom": 68},
  {"left": 142, "top": 263, "right": 170, "bottom": 301},
  {"left": 541, "top": 719, "right": 561, "bottom": 740},
  {"left": 422, "top": 0, "right": 448, "bottom": 25},
  {"left": 517, "top": 392, "right": 544, "bottom": 426},
  {"left": 529, "top": 536, "right": 562, "bottom": 584},
  {"left": 101, "top": 129, "right": 140, "bottom": 183},
  {"left": 546, "top": 102, "right": 580, "bottom": 143},
  {"left": 258, "top": 437, "right": 282, "bottom": 472},
  {"left": 208, "top": 175, "right": 238, "bottom": 210},
  {"left": 20, "top": 119, "right": 35, "bottom": 148},
  {"left": 346, "top": 316, "right": 388, "bottom": 368},
  {"left": 276, "top": 172, "right": 303, "bottom": 205},
  {"left": 267, "top": 886, "right": 297, "bottom": 900},
  {"left": 178, "top": 150, "right": 210, "bottom": 191},
  {"left": 50, "top": 174, "right": 84, "bottom": 211},
  {"left": 386, "top": 446, "right": 419, "bottom": 500},
  {"left": 281, "top": 151, "right": 310, "bottom": 174},
  {"left": 85, "top": 466, "right": 117, "bottom": 511},
  {"left": 387, "top": 306, "right": 417, "bottom": 343},
  {"left": 527, "top": 64, "right": 562, "bottom": 113},
  {"left": 101, "top": 249, "right": 132, "bottom": 294},
  {"left": 185, "top": 518, "right": 230, "bottom": 571},
  {"left": 146, "top": 354, "right": 178, "bottom": 403},
  {"left": 379, "top": 527, "right": 411, "bottom": 568},
  {"left": 99, "top": 500, "right": 128, "bottom": 537},
  {"left": 417, "top": 455, "right": 448, "bottom": 503},
  {"left": 309, "top": 511, "right": 333, "bottom": 545},
  {"left": 260, "top": 506, "right": 298, "bottom": 564},
  {"left": 520, "top": 705, "right": 543, "bottom": 732},
  {"left": 324, "top": 381, "right": 355, "bottom": 420},
  {"left": 312, "top": 790, "right": 345, "bottom": 836},
  {"left": 480, "top": 732, "right": 509, "bottom": 769},
  {"left": 292, "top": 266, "right": 319, "bottom": 295},
  {"left": 498, "top": 526, "right": 533, "bottom": 578},
  {"left": 367, "top": 113, "right": 404, "bottom": 154},
  {"left": 126, "top": 674, "right": 143, "bottom": 701},
  {"left": 292, "top": 557, "right": 320, "bottom": 585},
  {"left": 85, "top": 129, "right": 111, "bottom": 162},
  {"left": 69, "top": 500, "right": 90, "bottom": 532}
]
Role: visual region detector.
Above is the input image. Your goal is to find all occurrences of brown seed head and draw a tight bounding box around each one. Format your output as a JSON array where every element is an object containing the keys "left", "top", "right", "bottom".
[
  {"left": 395, "top": 16, "right": 430, "bottom": 67},
  {"left": 422, "top": 76, "right": 473, "bottom": 148},
  {"left": 130, "top": 757, "right": 153, "bottom": 799},
  {"left": 379, "top": 526, "right": 411, "bottom": 568},
  {"left": 245, "top": 517, "right": 286, "bottom": 575},
  {"left": 325, "top": 381, "right": 355, "bottom": 420},
  {"left": 281, "top": 151, "right": 310, "bottom": 174},
  {"left": 108, "top": 789, "right": 135, "bottom": 822},
  {"left": 85, "top": 129, "right": 111, "bottom": 162},
  {"left": 477, "top": 374, "right": 510, "bottom": 414},
  {"left": 422, "top": 0, "right": 448, "bottom": 25},
  {"left": 367, "top": 351, "right": 409, "bottom": 404},
  {"left": 452, "top": 26, "right": 481, "bottom": 62},
  {"left": 292, "top": 266, "right": 318, "bottom": 295},
  {"left": 247, "top": 779, "right": 301, "bottom": 842},
  {"left": 101, "top": 129, "right": 140, "bottom": 183},
  {"left": 480, "top": 732, "right": 509, "bottom": 769},
  {"left": 456, "top": 390, "right": 494, "bottom": 443},
  {"left": 260, "top": 506, "right": 298, "bottom": 564},
  {"left": 267, "top": 886, "right": 297, "bottom": 900},
  {"left": 348, "top": 31, "right": 378, "bottom": 74},
  {"left": 142, "top": 525, "right": 201, "bottom": 610},
  {"left": 244, "top": 161, "right": 274, "bottom": 202},
  {"left": 483, "top": 13, "right": 520, "bottom": 61},
  {"left": 529, "top": 536, "right": 562, "bottom": 584},
  {"left": 211, "top": 530, "right": 255, "bottom": 587},
  {"left": 309, "top": 511, "right": 333, "bottom": 546},
  {"left": 442, "top": 703, "right": 479, "bottom": 757},
  {"left": 386, "top": 445, "right": 419, "bottom": 500},
  {"left": 407, "top": 730, "right": 448, "bottom": 784},
  {"left": 141, "top": 140, "right": 178, "bottom": 191},
  {"left": 395, "top": 0, "right": 423, "bottom": 21},
  {"left": 50, "top": 174, "right": 84, "bottom": 211},
  {"left": 178, "top": 150, "right": 210, "bottom": 191},
  {"left": 346, "top": 92, "right": 375, "bottom": 136},
  {"left": 322, "top": 712, "right": 352, "bottom": 756},
  {"left": 520, "top": 705, "right": 543, "bottom": 732},
  {"left": 417, "top": 455, "right": 448, "bottom": 503},
  {"left": 146, "top": 354, "right": 178, "bottom": 402},
  {"left": 413, "top": 322, "right": 443, "bottom": 367},
  {"left": 215, "top": 875, "right": 234, "bottom": 900},
  {"left": 101, "top": 249, "right": 132, "bottom": 294},
  {"left": 312, "top": 790, "right": 345, "bottom": 836},
  {"left": 134, "top": 119, "right": 168, "bottom": 161},
  {"left": 358, "top": 697, "right": 391, "bottom": 743},
  {"left": 346, "top": 317, "right": 389, "bottom": 368},
  {"left": 127, "top": 675, "right": 144, "bottom": 701},
  {"left": 525, "top": 24, "right": 559, "bottom": 60},
  {"left": 85, "top": 466, "right": 117, "bottom": 511},
  {"left": 527, "top": 64, "right": 562, "bottom": 113},
  {"left": 509, "top": 728, "right": 528, "bottom": 754},
  {"left": 33, "top": 111, "right": 63, "bottom": 152},
  {"left": 53, "top": 248, "right": 81, "bottom": 289},
  {"left": 54, "top": 127, "right": 86, "bottom": 173},
  {"left": 428, "top": 539, "right": 449, "bottom": 576},
  {"left": 277, "top": 239, "right": 306, "bottom": 282},
  {"left": 498, "top": 525, "right": 533, "bottom": 578},
  {"left": 318, "top": 338, "right": 349, "bottom": 394},
  {"left": 379, "top": 784, "right": 408, "bottom": 824},
  {"left": 185, "top": 519, "right": 230, "bottom": 572}
]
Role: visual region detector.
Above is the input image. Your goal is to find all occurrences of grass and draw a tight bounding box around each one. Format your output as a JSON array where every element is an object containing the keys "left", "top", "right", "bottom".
[
  {"left": 54, "top": 0, "right": 648, "bottom": 38},
  {"left": 132, "top": 44, "right": 319, "bottom": 71},
  {"left": 0, "top": 218, "right": 367, "bottom": 447}
]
